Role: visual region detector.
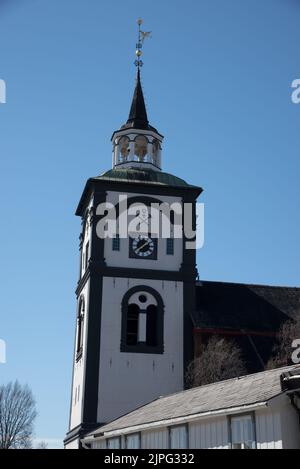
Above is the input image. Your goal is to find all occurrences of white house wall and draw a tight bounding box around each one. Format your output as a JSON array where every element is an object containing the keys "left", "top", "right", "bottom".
[
  {"left": 280, "top": 396, "right": 300, "bottom": 449},
  {"left": 141, "top": 428, "right": 169, "bottom": 449},
  {"left": 93, "top": 440, "right": 107, "bottom": 449},
  {"left": 255, "top": 407, "right": 282, "bottom": 449},
  {"left": 97, "top": 276, "right": 184, "bottom": 423},
  {"left": 189, "top": 417, "right": 229, "bottom": 449}
]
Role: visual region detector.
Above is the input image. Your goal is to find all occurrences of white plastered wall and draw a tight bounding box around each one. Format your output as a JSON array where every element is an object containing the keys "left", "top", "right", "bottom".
[{"left": 97, "top": 277, "right": 184, "bottom": 423}]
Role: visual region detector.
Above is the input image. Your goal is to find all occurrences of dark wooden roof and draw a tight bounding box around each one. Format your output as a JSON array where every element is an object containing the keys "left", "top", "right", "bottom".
[
  {"left": 193, "top": 281, "right": 300, "bottom": 333},
  {"left": 192, "top": 281, "right": 300, "bottom": 372}
]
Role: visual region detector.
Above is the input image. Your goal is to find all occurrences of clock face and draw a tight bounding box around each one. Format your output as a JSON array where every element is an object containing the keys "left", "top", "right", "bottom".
[{"left": 129, "top": 235, "right": 157, "bottom": 260}]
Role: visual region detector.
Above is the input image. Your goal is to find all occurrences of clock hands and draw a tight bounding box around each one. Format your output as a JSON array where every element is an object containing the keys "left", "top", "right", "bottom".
[
  {"left": 135, "top": 239, "right": 151, "bottom": 254},
  {"left": 130, "top": 235, "right": 156, "bottom": 260}
]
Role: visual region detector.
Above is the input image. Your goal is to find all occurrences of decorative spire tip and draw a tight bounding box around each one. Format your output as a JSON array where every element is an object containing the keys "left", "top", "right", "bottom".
[{"left": 134, "top": 18, "right": 151, "bottom": 69}]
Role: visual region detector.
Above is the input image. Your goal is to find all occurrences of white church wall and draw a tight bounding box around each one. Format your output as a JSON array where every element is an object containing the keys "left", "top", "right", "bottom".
[
  {"left": 69, "top": 195, "right": 94, "bottom": 431},
  {"left": 80, "top": 196, "right": 93, "bottom": 278},
  {"left": 97, "top": 276, "right": 184, "bottom": 423},
  {"left": 103, "top": 191, "right": 183, "bottom": 271},
  {"left": 69, "top": 280, "right": 90, "bottom": 430}
]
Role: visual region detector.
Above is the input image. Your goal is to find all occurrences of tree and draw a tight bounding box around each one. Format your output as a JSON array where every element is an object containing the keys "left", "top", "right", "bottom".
[
  {"left": 267, "top": 315, "right": 300, "bottom": 369},
  {"left": 35, "top": 441, "right": 48, "bottom": 449},
  {"left": 0, "top": 381, "right": 37, "bottom": 449},
  {"left": 186, "top": 336, "right": 247, "bottom": 388}
]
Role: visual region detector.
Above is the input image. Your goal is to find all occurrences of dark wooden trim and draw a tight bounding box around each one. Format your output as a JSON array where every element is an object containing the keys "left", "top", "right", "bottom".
[
  {"left": 64, "top": 422, "right": 101, "bottom": 448},
  {"left": 81, "top": 190, "right": 106, "bottom": 426},
  {"left": 76, "top": 178, "right": 202, "bottom": 217},
  {"left": 82, "top": 262, "right": 191, "bottom": 282}
]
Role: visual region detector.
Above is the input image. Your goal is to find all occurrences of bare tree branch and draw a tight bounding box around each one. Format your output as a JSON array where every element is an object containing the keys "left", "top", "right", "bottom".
[
  {"left": 186, "top": 336, "right": 247, "bottom": 388},
  {"left": 267, "top": 315, "right": 300, "bottom": 369},
  {"left": 0, "top": 381, "right": 37, "bottom": 449}
]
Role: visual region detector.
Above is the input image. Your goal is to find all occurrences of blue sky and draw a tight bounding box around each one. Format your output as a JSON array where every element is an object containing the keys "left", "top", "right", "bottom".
[{"left": 0, "top": 0, "right": 300, "bottom": 448}]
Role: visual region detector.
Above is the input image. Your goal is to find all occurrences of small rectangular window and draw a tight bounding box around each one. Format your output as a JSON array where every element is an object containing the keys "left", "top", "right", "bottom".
[
  {"left": 126, "top": 433, "right": 140, "bottom": 449},
  {"left": 166, "top": 238, "right": 174, "bottom": 255},
  {"left": 169, "top": 425, "right": 188, "bottom": 449},
  {"left": 112, "top": 235, "right": 120, "bottom": 251},
  {"left": 107, "top": 437, "right": 121, "bottom": 449},
  {"left": 230, "top": 414, "right": 256, "bottom": 449}
]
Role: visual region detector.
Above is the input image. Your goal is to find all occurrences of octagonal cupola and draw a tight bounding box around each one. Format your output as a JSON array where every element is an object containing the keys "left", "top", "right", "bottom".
[{"left": 111, "top": 68, "right": 163, "bottom": 171}]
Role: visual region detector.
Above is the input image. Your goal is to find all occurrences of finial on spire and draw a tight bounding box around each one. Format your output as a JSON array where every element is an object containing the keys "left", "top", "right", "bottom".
[{"left": 134, "top": 18, "right": 151, "bottom": 68}]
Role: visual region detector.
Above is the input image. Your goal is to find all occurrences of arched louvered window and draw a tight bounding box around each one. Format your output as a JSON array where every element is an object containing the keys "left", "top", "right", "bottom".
[
  {"left": 134, "top": 135, "right": 148, "bottom": 161},
  {"left": 121, "top": 286, "right": 164, "bottom": 354},
  {"left": 118, "top": 136, "right": 130, "bottom": 163},
  {"left": 146, "top": 305, "right": 158, "bottom": 346},
  {"left": 126, "top": 304, "right": 139, "bottom": 346},
  {"left": 76, "top": 296, "right": 85, "bottom": 359}
]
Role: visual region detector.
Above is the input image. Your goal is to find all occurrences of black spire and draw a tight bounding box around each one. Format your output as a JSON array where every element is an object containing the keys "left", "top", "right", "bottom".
[{"left": 126, "top": 68, "right": 149, "bottom": 130}]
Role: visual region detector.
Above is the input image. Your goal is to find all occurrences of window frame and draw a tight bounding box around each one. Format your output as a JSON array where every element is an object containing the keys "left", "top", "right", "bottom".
[
  {"left": 229, "top": 412, "right": 257, "bottom": 450},
  {"left": 166, "top": 238, "right": 174, "bottom": 255},
  {"left": 112, "top": 235, "right": 120, "bottom": 251},
  {"left": 76, "top": 296, "right": 85, "bottom": 361},
  {"left": 125, "top": 432, "right": 141, "bottom": 449},
  {"left": 168, "top": 423, "right": 189, "bottom": 449},
  {"left": 106, "top": 436, "right": 121, "bottom": 449},
  {"left": 120, "top": 286, "right": 164, "bottom": 354}
]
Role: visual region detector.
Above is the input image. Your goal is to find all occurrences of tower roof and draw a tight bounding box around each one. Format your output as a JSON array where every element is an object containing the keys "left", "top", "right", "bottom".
[
  {"left": 127, "top": 68, "right": 148, "bottom": 129},
  {"left": 120, "top": 68, "right": 159, "bottom": 134}
]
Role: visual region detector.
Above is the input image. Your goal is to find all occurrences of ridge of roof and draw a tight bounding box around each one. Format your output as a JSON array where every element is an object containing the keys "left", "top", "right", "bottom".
[{"left": 197, "top": 280, "right": 300, "bottom": 290}]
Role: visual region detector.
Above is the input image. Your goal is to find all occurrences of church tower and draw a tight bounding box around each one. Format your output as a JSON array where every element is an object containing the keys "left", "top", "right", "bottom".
[{"left": 64, "top": 22, "right": 202, "bottom": 449}]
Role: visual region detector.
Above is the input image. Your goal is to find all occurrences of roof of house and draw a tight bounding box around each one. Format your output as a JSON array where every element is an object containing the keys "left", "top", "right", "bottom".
[
  {"left": 192, "top": 281, "right": 300, "bottom": 333},
  {"left": 88, "top": 365, "right": 300, "bottom": 438}
]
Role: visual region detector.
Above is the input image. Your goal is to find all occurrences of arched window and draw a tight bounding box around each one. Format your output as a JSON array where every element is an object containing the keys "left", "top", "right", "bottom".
[
  {"left": 134, "top": 135, "right": 148, "bottom": 161},
  {"left": 126, "top": 304, "right": 139, "bottom": 346},
  {"left": 152, "top": 139, "right": 160, "bottom": 166},
  {"left": 76, "top": 296, "right": 85, "bottom": 359},
  {"left": 121, "top": 286, "right": 164, "bottom": 354},
  {"left": 146, "top": 305, "right": 157, "bottom": 346},
  {"left": 118, "top": 136, "right": 130, "bottom": 163}
]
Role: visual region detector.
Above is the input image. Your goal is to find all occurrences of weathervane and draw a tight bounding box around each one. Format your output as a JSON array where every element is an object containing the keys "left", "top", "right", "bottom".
[{"left": 134, "top": 18, "right": 151, "bottom": 68}]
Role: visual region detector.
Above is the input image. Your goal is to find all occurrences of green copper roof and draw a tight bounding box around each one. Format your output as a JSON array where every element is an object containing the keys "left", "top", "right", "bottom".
[{"left": 96, "top": 167, "right": 193, "bottom": 188}]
